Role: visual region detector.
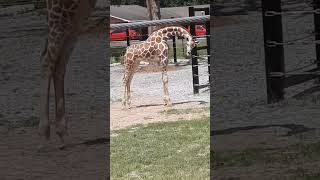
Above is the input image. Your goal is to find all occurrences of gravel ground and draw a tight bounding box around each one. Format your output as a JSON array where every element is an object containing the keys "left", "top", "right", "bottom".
[{"left": 110, "top": 63, "right": 210, "bottom": 105}]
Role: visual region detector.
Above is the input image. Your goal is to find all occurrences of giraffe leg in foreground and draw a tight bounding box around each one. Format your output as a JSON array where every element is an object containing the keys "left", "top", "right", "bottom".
[
  {"left": 122, "top": 61, "right": 139, "bottom": 109},
  {"left": 53, "top": 38, "right": 76, "bottom": 149},
  {"left": 38, "top": 57, "right": 52, "bottom": 147},
  {"left": 160, "top": 59, "right": 172, "bottom": 106}
]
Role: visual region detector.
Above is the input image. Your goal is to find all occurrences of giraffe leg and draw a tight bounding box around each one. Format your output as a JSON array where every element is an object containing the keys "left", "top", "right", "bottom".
[
  {"left": 161, "top": 61, "right": 172, "bottom": 106},
  {"left": 126, "top": 63, "right": 138, "bottom": 109},
  {"left": 122, "top": 65, "right": 130, "bottom": 109},
  {"left": 53, "top": 38, "right": 76, "bottom": 149},
  {"left": 53, "top": 67, "right": 67, "bottom": 149},
  {"left": 38, "top": 48, "right": 52, "bottom": 151},
  {"left": 39, "top": 70, "right": 52, "bottom": 143}
]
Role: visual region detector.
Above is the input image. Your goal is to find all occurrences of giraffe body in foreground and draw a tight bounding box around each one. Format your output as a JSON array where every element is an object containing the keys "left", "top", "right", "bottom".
[
  {"left": 122, "top": 26, "right": 198, "bottom": 109},
  {"left": 38, "top": 0, "right": 97, "bottom": 150}
]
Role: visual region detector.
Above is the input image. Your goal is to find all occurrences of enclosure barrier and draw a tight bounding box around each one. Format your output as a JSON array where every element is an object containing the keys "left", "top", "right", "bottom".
[
  {"left": 110, "top": 15, "right": 210, "bottom": 31},
  {"left": 262, "top": 0, "right": 320, "bottom": 103},
  {"left": 189, "top": 6, "right": 211, "bottom": 94}
]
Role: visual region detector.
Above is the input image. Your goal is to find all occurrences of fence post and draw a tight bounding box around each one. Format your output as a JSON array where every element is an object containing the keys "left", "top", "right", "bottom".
[
  {"left": 172, "top": 36, "right": 177, "bottom": 63},
  {"left": 261, "top": 0, "right": 285, "bottom": 103},
  {"left": 189, "top": 6, "right": 199, "bottom": 94},
  {"left": 171, "top": 17, "right": 177, "bottom": 63},
  {"left": 205, "top": 8, "right": 211, "bottom": 82},
  {"left": 126, "top": 29, "right": 130, "bottom": 46},
  {"left": 314, "top": 0, "right": 320, "bottom": 83}
]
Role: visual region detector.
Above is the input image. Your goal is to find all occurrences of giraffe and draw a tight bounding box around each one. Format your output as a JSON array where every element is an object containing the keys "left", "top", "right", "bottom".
[
  {"left": 38, "top": 0, "right": 97, "bottom": 150},
  {"left": 122, "top": 26, "right": 199, "bottom": 109}
]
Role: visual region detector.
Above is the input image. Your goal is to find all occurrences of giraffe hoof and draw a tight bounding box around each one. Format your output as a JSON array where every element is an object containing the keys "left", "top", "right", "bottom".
[
  {"left": 37, "top": 143, "right": 53, "bottom": 153},
  {"left": 58, "top": 143, "right": 66, "bottom": 150}
]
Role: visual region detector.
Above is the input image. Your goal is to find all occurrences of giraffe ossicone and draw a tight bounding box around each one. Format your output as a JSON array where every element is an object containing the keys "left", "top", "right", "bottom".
[{"left": 122, "top": 26, "right": 198, "bottom": 109}]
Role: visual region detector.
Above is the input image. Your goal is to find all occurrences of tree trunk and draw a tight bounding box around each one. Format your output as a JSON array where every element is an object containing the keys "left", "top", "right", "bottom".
[{"left": 146, "top": 0, "right": 161, "bottom": 33}]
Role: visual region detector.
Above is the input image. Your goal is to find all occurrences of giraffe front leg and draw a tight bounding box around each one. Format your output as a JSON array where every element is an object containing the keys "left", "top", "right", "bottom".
[
  {"left": 122, "top": 67, "right": 129, "bottom": 110},
  {"left": 38, "top": 61, "right": 52, "bottom": 151},
  {"left": 161, "top": 65, "right": 172, "bottom": 107},
  {"left": 53, "top": 70, "right": 67, "bottom": 150}
]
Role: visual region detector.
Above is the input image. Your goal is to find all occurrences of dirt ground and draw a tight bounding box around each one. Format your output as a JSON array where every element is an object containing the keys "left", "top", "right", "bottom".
[
  {"left": 111, "top": 96, "right": 209, "bottom": 131},
  {"left": 212, "top": 4, "right": 320, "bottom": 179},
  {"left": 0, "top": 8, "right": 108, "bottom": 179}
]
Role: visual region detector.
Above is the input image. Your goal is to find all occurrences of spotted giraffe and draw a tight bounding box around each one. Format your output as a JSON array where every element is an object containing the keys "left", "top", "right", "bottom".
[
  {"left": 38, "top": 0, "right": 97, "bottom": 150},
  {"left": 122, "top": 26, "right": 199, "bottom": 109}
]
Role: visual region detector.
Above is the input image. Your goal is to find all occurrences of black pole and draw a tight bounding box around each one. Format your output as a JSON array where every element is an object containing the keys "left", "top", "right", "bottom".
[
  {"left": 261, "top": 0, "right": 285, "bottom": 103},
  {"left": 172, "top": 35, "right": 177, "bottom": 63},
  {"left": 205, "top": 8, "right": 210, "bottom": 82},
  {"left": 189, "top": 6, "right": 199, "bottom": 94},
  {"left": 126, "top": 28, "right": 130, "bottom": 46},
  {"left": 171, "top": 17, "right": 177, "bottom": 63},
  {"left": 314, "top": 0, "right": 320, "bottom": 83}
]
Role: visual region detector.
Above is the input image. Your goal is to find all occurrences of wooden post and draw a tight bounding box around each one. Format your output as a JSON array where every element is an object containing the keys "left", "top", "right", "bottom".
[
  {"left": 126, "top": 29, "right": 130, "bottom": 47},
  {"left": 313, "top": 0, "right": 320, "bottom": 83},
  {"left": 261, "top": 0, "right": 285, "bottom": 103},
  {"left": 189, "top": 6, "right": 199, "bottom": 94}
]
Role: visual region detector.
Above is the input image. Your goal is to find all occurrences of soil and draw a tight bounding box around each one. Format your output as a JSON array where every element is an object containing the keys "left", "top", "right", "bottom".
[{"left": 111, "top": 96, "right": 209, "bottom": 131}]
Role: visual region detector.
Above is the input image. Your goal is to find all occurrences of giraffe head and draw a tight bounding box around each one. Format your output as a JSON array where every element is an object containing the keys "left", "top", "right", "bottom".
[{"left": 186, "top": 39, "right": 199, "bottom": 56}]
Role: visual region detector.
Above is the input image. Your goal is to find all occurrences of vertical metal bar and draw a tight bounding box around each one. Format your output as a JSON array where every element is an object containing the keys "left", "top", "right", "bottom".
[
  {"left": 314, "top": 0, "right": 320, "bottom": 83},
  {"left": 126, "top": 28, "right": 130, "bottom": 46},
  {"left": 261, "top": 0, "right": 285, "bottom": 103},
  {"left": 189, "top": 6, "right": 199, "bottom": 94},
  {"left": 172, "top": 35, "right": 177, "bottom": 63},
  {"left": 205, "top": 8, "right": 211, "bottom": 82}
]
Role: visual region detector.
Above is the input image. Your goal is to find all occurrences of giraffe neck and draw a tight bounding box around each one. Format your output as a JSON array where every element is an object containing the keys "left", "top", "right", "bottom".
[{"left": 149, "top": 26, "right": 193, "bottom": 43}]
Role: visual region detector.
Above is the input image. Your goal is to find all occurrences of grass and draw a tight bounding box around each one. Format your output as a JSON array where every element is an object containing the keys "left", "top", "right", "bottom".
[
  {"left": 110, "top": 38, "right": 208, "bottom": 64},
  {"left": 111, "top": 117, "right": 210, "bottom": 180}
]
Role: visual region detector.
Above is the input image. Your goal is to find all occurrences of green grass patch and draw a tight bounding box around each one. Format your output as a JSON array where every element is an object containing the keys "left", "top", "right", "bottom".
[
  {"left": 111, "top": 117, "right": 210, "bottom": 180},
  {"left": 160, "top": 107, "right": 209, "bottom": 116}
]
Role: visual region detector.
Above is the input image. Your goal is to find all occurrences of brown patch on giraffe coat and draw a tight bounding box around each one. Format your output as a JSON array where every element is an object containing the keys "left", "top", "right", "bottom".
[
  {"left": 151, "top": 37, "right": 156, "bottom": 42},
  {"left": 146, "top": 52, "right": 151, "bottom": 58},
  {"left": 162, "top": 29, "right": 167, "bottom": 34},
  {"left": 156, "top": 37, "right": 161, "bottom": 43},
  {"left": 53, "top": 7, "right": 61, "bottom": 13},
  {"left": 167, "top": 27, "right": 173, "bottom": 32},
  {"left": 127, "top": 53, "right": 133, "bottom": 59},
  {"left": 149, "top": 47, "right": 154, "bottom": 52},
  {"left": 154, "top": 44, "right": 158, "bottom": 49},
  {"left": 159, "top": 43, "right": 164, "bottom": 50},
  {"left": 144, "top": 42, "right": 150, "bottom": 49},
  {"left": 150, "top": 41, "right": 155, "bottom": 46}
]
